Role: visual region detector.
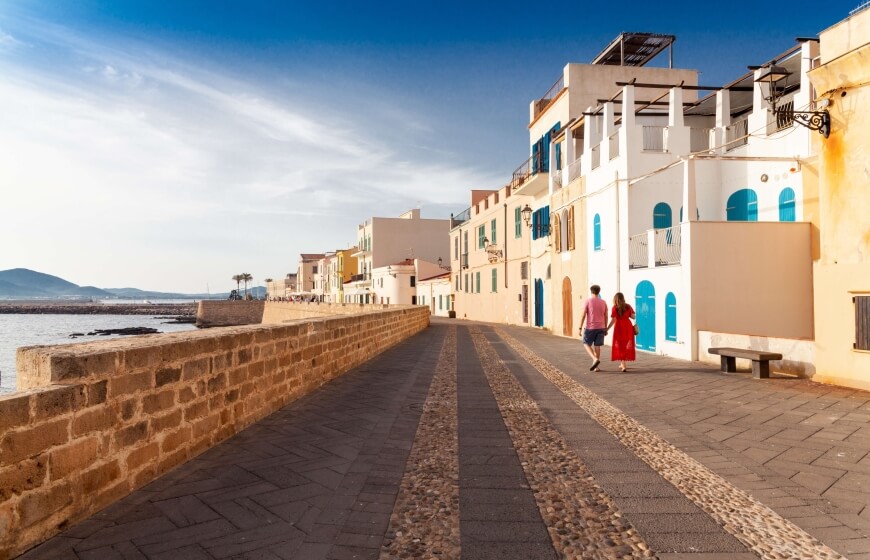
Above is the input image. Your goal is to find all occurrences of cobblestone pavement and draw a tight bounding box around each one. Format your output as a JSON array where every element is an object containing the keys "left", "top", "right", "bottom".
[{"left": 19, "top": 320, "right": 870, "bottom": 559}]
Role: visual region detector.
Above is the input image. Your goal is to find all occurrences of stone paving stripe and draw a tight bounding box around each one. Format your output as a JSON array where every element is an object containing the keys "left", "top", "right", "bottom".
[
  {"left": 496, "top": 327, "right": 846, "bottom": 560},
  {"left": 380, "top": 327, "right": 460, "bottom": 559},
  {"left": 469, "top": 327, "right": 654, "bottom": 559}
]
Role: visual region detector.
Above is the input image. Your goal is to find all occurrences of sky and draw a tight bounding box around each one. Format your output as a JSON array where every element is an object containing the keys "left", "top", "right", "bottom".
[{"left": 0, "top": 0, "right": 860, "bottom": 293}]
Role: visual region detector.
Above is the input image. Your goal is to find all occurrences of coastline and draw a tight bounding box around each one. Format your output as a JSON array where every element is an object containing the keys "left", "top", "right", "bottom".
[{"left": 0, "top": 302, "right": 197, "bottom": 316}]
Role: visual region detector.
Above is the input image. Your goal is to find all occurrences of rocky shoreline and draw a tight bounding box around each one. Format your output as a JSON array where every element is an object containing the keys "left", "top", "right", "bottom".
[{"left": 0, "top": 303, "right": 197, "bottom": 316}]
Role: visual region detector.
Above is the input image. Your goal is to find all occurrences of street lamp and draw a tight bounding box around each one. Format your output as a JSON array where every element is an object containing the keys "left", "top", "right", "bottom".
[
  {"left": 754, "top": 64, "right": 830, "bottom": 138},
  {"left": 521, "top": 204, "right": 533, "bottom": 227}
]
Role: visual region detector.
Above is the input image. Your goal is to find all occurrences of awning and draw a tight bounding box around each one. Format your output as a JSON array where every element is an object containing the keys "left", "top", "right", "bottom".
[{"left": 343, "top": 288, "right": 372, "bottom": 296}]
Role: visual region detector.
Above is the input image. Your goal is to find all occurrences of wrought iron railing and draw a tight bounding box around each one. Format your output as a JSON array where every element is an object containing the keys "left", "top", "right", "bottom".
[
  {"left": 690, "top": 127, "right": 712, "bottom": 152},
  {"left": 511, "top": 155, "right": 545, "bottom": 190},
  {"left": 726, "top": 118, "right": 749, "bottom": 150},
  {"left": 534, "top": 74, "right": 565, "bottom": 114},
  {"left": 591, "top": 145, "right": 601, "bottom": 170},
  {"left": 349, "top": 273, "right": 371, "bottom": 282},
  {"left": 654, "top": 225, "right": 682, "bottom": 266},
  {"left": 629, "top": 233, "right": 649, "bottom": 269},
  {"left": 567, "top": 157, "right": 582, "bottom": 183},
  {"left": 642, "top": 126, "right": 666, "bottom": 152},
  {"left": 609, "top": 132, "right": 620, "bottom": 160},
  {"left": 772, "top": 98, "right": 795, "bottom": 133}
]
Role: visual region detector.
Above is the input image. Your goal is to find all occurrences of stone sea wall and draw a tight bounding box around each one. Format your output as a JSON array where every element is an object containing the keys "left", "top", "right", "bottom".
[
  {"left": 195, "top": 300, "right": 265, "bottom": 327},
  {"left": 1, "top": 306, "right": 429, "bottom": 559},
  {"left": 262, "top": 301, "right": 393, "bottom": 323}
]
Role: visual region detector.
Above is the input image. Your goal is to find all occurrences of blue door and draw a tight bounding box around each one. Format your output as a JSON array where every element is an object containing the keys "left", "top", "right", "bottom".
[
  {"left": 726, "top": 189, "right": 758, "bottom": 222},
  {"left": 779, "top": 188, "right": 796, "bottom": 222},
  {"left": 653, "top": 202, "right": 672, "bottom": 230},
  {"left": 635, "top": 281, "right": 656, "bottom": 351},
  {"left": 665, "top": 292, "right": 677, "bottom": 342},
  {"left": 534, "top": 279, "right": 544, "bottom": 327}
]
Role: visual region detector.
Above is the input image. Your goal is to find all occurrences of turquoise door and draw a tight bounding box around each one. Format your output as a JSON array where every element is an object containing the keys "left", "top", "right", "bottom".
[
  {"left": 779, "top": 188, "right": 796, "bottom": 222},
  {"left": 635, "top": 281, "right": 656, "bottom": 351},
  {"left": 534, "top": 279, "right": 544, "bottom": 327},
  {"left": 726, "top": 189, "right": 758, "bottom": 222},
  {"left": 665, "top": 292, "right": 677, "bottom": 342},
  {"left": 653, "top": 202, "right": 672, "bottom": 229}
]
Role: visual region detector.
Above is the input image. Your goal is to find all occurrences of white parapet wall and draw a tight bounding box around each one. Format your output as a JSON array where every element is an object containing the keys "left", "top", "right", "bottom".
[{"left": 698, "top": 330, "right": 815, "bottom": 377}]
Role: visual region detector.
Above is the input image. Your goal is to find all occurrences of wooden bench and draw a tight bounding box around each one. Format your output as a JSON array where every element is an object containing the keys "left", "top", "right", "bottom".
[{"left": 708, "top": 347, "right": 783, "bottom": 379}]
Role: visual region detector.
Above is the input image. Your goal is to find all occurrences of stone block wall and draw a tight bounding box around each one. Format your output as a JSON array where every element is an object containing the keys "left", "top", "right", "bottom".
[
  {"left": 195, "top": 300, "right": 265, "bottom": 327},
  {"left": 1, "top": 306, "right": 429, "bottom": 559},
  {"left": 262, "top": 301, "right": 396, "bottom": 324}
]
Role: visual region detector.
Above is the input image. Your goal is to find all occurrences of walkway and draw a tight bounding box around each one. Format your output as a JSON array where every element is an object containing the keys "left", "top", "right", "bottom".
[{"left": 19, "top": 320, "right": 870, "bottom": 559}]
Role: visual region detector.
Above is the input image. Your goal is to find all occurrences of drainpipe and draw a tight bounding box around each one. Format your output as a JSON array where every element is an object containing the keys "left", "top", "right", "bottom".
[
  {"left": 503, "top": 203, "right": 508, "bottom": 289},
  {"left": 615, "top": 170, "right": 621, "bottom": 293}
]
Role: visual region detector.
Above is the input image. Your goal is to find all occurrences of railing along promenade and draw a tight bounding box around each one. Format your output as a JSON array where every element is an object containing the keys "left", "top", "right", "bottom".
[{"left": 0, "top": 302, "right": 429, "bottom": 559}]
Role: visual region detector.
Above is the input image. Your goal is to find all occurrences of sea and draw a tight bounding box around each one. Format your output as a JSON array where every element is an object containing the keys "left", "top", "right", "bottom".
[{"left": 0, "top": 310, "right": 197, "bottom": 395}]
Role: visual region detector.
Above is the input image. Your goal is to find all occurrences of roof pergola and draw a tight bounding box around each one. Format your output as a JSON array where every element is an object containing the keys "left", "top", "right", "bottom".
[{"left": 591, "top": 32, "right": 676, "bottom": 67}]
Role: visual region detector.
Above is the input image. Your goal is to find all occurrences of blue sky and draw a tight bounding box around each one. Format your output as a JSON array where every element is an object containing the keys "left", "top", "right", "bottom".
[{"left": 0, "top": 0, "right": 859, "bottom": 292}]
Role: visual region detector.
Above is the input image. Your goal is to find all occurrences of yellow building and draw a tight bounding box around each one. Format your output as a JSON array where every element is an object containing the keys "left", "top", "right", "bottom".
[
  {"left": 335, "top": 247, "right": 358, "bottom": 304},
  {"left": 809, "top": 6, "right": 870, "bottom": 390}
]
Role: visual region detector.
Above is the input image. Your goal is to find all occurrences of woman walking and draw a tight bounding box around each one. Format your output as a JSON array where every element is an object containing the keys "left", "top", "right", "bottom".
[{"left": 606, "top": 292, "right": 636, "bottom": 372}]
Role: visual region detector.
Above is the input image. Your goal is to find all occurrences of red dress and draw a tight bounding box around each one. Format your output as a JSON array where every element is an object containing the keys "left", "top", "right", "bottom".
[{"left": 611, "top": 305, "right": 636, "bottom": 361}]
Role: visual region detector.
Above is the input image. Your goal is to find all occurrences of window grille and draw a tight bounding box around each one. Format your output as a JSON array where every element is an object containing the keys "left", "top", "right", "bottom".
[{"left": 520, "top": 261, "right": 528, "bottom": 280}]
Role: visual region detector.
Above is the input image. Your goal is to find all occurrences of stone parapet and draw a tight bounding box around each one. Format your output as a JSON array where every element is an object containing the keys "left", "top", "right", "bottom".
[
  {"left": 262, "top": 301, "right": 393, "bottom": 324},
  {"left": 195, "top": 300, "right": 265, "bottom": 327},
  {"left": 2, "top": 306, "right": 429, "bottom": 559}
]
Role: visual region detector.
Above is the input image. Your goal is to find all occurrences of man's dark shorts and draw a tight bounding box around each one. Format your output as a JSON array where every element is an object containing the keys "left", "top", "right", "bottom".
[{"left": 583, "top": 328, "right": 606, "bottom": 347}]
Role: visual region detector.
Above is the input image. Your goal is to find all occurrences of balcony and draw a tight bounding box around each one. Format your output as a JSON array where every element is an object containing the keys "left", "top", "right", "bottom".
[
  {"left": 726, "top": 118, "right": 749, "bottom": 150},
  {"left": 629, "top": 233, "right": 649, "bottom": 269},
  {"left": 348, "top": 273, "right": 371, "bottom": 283},
  {"left": 643, "top": 126, "right": 666, "bottom": 152},
  {"left": 591, "top": 145, "right": 601, "bottom": 170},
  {"left": 510, "top": 155, "right": 548, "bottom": 196},
  {"left": 690, "top": 127, "right": 712, "bottom": 152},
  {"left": 654, "top": 225, "right": 682, "bottom": 266},
  {"left": 533, "top": 74, "right": 566, "bottom": 118},
  {"left": 609, "top": 132, "right": 620, "bottom": 160},
  {"left": 566, "top": 157, "right": 582, "bottom": 183},
  {"left": 451, "top": 207, "right": 471, "bottom": 230}
]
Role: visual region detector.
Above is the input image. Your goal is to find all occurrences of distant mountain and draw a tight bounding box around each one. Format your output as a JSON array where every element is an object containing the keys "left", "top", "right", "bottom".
[{"left": 0, "top": 268, "right": 265, "bottom": 300}]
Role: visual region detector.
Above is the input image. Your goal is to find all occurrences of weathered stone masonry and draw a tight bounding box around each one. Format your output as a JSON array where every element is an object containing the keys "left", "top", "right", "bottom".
[{"left": 0, "top": 306, "right": 429, "bottom": 559}]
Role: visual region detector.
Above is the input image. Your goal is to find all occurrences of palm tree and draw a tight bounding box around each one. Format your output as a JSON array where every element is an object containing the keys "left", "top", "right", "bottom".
[
  {"left": 264, "top": 278, "right": 274, "bottom": 300},
  {"left": 232, "top": 274, "right": 242, "bottom": 297},
  {"left": 241, "top": 273, "right": 253, "bottom": 299}
]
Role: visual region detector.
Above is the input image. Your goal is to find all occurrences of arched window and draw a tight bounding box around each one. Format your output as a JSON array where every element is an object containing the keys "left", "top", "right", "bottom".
[
  {"left": 665, "top": 292, "right": 677, "bottom": 342},
  {"left": 653, "top": 202, "right": 672, "bottom": 230},
  {"left": 779, "top": 188, "right": 796, "bottom": 222},
  {"left": 726, "top": 189, "right": 758, "bottom": 222},
  {"left": 567, "top": 206, "right": 575, "bottom": 250},
  {"left": 553, "top": 213, "right": 562, "bottom": 252},
  {"left": 593, "top": 214, "right": 602, "bottom": 251}
]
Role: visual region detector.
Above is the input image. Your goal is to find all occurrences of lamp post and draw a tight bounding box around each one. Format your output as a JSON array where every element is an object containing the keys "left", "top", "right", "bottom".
[{"left": 755, "top": 64, "right": 830, "bottom": 138}]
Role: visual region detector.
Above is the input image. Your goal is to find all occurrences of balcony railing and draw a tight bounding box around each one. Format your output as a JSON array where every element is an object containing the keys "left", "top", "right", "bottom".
[
  {"left": 511, "top": 155, "right": 545, "bottom": 190},
  {"left": 460, "top": 253, "right": 469, "bottom": 269},
  {"left": 534, "top": 74, "right": 565, "bottom": 115},
  {"left": 450, "top": 207, "right": 471, "bottom": 229},
  {"left": 770, "top": 97, "right": 795, "bottom": 134},
  {"left": 591, "top": 145, "right": 601, "bottom": 170},
  {"left": 642, "top": 126, "right": 666, "bottom": 152},
  {"left": 654, "top": 225, "right": 682, "bottom": 266},
  {"left": 609, "top": 132, "right": 620, "bottom": 160},
  {"left": 690, "top": 127, "right": 712, "bottom": 152},
  {"left": 551, "top": 168, "right": 562, "bottom": 188},
  {"left": 629, "top": 233, "right": 649, "bottom": 269},
  {"left": 726, "top": 118, "right": 749, "bottom": 150},
  {"left": 567, "top": 157, "right": 582, "bottom": 183},
  {"left": 349, "top": 273, "right": 371, "bottom": 282}
]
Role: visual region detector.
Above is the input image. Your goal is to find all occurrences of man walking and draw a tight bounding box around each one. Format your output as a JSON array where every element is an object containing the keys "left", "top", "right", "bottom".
[{"left": 579, "top": 284, "right": 608, "bottom": 372}]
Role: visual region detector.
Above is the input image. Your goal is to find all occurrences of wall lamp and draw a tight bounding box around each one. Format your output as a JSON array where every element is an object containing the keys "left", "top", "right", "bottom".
[
  {"left": 482, "top": 237, "right": 503, "bottom": 261},
  {"left": 437, "top": 257, "right": 451, "bottom": 271},
  {"left": 755, "top": 64, "right": 830, "bottom": 138},
  {"left": 521, "top": 204, "right": 533, "bottom": 226},
  {"left": 386, "top": 266, "right": 397, "bottom": 278}
]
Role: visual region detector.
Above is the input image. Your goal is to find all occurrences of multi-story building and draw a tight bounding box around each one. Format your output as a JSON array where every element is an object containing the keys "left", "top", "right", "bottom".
[
  {"left": 265, "top": 274, "right": 296, "bottom": 300},
  {"left": 313, "top": 252, "right": 337, "bottom": 302},
  {"left": 809, "top": 5, "right": 870, "bottom": 390},
  {"left": 334, "top": 248, "right": 358, "bottom": 304},
  {"left": 346, "top": 209, "right": 450, "bottom": 303},
  {"left": 370, "top": 259, "right": 443, "bottom": 305},
  {"left": 296, "top": 253, "right": 324, "bottom": 297}
]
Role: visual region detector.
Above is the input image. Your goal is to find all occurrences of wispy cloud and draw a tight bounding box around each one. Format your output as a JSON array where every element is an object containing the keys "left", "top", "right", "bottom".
[
  {"left": 0, "top": 17, "right": 501, "bottom": 291},
  {"left": 0, "top": 28, "right": 24, "bottom": 51}
]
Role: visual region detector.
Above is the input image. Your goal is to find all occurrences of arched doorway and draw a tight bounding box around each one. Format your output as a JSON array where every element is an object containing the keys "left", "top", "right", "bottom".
[
  {"left": 653, "top": 202, "right": 672, "bottom": 230},
  {"left": 562, "top": 277, "right": 573, "bottom": 336},
  {"left": 635, "top": 281, "right": 656, "bottom": 351},
  {"left": 726, "top": 189, "right": 758, "bottom": 222}
]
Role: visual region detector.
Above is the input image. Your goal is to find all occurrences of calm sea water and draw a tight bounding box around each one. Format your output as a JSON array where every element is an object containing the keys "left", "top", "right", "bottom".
[{"left": 0, "top": 315, "right": 196, "bottom": 394}]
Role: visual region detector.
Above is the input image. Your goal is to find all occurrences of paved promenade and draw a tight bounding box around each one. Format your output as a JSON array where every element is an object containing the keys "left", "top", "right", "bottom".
[{"left": 19, "top": 320, "right": 870, "bottom": 559}]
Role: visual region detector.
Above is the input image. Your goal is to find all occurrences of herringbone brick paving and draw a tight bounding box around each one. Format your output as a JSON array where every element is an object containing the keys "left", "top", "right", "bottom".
[{"left": 17, "top": 320, "right": 870, "bottom": 559}]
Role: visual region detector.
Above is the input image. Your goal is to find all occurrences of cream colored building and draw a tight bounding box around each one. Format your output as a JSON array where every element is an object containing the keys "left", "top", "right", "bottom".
[
  {"left": 809, "top": 6, "right": 870, "bottom": 390},
  {"left": 347, "top": 209, "right": 450, "bottom": 303},
  {"left": 296, "top": 253, "right": 323, "bottom": 297},
  {"left": 417, "top": 271, "right": 453, "bottom": 317}
]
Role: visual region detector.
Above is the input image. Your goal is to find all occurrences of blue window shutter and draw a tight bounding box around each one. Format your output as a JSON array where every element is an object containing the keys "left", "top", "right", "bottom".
[
  {"left": 727, "top": 189, "right": 758, "bottom": 222},
  {"left": 779, "top": 188, "right": 796, "bottom": 222},
  {"left": 653, "top": 203, "right": 672, "bottom": 229},
  {"left": 593, "top": 214, "right": 601, "bottom": 251}
]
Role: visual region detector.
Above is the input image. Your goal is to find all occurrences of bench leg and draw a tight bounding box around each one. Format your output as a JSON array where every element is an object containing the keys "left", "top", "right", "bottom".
[
  {"left": 752, "top": 360, "right": 770, "bottom": 379},
  {"left": 720, "top": 356, "right": 737, "bottom": 373}
]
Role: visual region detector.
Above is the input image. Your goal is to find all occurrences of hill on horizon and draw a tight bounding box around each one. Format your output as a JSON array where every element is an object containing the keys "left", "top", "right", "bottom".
[{"left": 0, "top": 268, "right": 265, "bottom": 300}]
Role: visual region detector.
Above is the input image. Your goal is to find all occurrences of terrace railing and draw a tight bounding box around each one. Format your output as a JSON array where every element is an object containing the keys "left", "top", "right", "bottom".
[
  {"left": 690, "top": 127, "right": 712, "bottom": 152},
  {"left": 726, "top": 118, "right": 749, "bottom": 150},
  {"left": 609, "top": 132, "right": 620, "bottom": 160},
  {"left": 654, "top": 225, "right": 682, "bottom": 266},
  {"left": 511, "top": 155, "right": 546, "bottom": 190},
  {"left": 534, "top": 74, "right": 566, "bottom": 115},
  {"left": 591, "top": 145, "right": 601, "bottom": 170},
  {"left": 629, "top": 233, "right": 649, "bottom": 269},
  {"left": 567, "top": 157, "right": 583, "bottom": 183},
  {"left": 450, "top": 207, "right": 472, "bottom": 229},
  {"left": 551, "top": 168, "right": 563, "bottom": 189}
]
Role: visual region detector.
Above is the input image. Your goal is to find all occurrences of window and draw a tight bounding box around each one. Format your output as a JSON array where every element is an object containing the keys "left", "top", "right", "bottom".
[
  {"left": 779, "top": 188, "right": 796, "bottom": 222},
  {"left": 491, "top": 268, "right": 497, "bottom": 292},
  {"left": 478, "top": 225, "right": 486, "bottom": 249},
  {"left": 856, "top": 296, "right": 870, "bottom": 351},
  {"left": 475, "top": 271, "right": 481, "bottom": 294},
  {"left": 455, "top": 275, "right": 459, "bottom": 290},
  {"left": 593, "top": 214, "right": 602, "bottom": 251},
  {"left": 553, "top": 213, "right": 562, "bottom": 252},
  {"left": 515, "top": 207, "right": 522, "bottom": 238},
  {"left": 490, "top": 219, "right": 497, "bottom": 245},
  {"left": 439, "top": 295, "right": 443, "bottom": 310},
  {"left": 464, "top": 274, "right": 469, "bottom": 293},
  {"left": 521, "top": 261, "right": 528, "bottom": 280},
  {"left": 726, "top": 189, "right": 758, "bottom": 222},
  {"left": 454, "top": 236, "right": 459, "bottom": 259},
  {"left": 665, "top": 292, "right": 677, "bottom": 342},
  {"left": 313, "top": 265, "right": 318, "bottom": 274},
  {"left": 531, "top": 206, "right": 550, "bottom": 240},
  {"left": 412, "top": 295, "right": 417, "bottom": 305},
  {"left": 567, "top": 206, "right": 575, "bottom": 250},
  {"left": 411, "top": 275, "right": 416, "bottom": 287}
]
